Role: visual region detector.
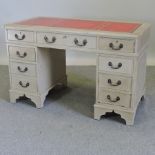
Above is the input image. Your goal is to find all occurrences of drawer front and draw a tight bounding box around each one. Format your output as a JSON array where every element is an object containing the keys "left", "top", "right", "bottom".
[
  {"left": 37, "top": 32, "right": 66, "bottom": 45},
  {"left": 98, "top": 88, "right": 131, "bottom": 108},
  {"left": 7, "top": 30, "right": 34, "bottom": 42},
  {"left": 67, "top": 35, "right": 96, "bottom": 49},
  {"left": 98, "top": 37, "right": 135, "bottom": 53},
  {"left": 11, "top": 76, "right": 37, "bottom": 93},
  {"left": 10, "top": 62, "right": 36, "bottom": 77},
  {"left": 98, "top": 56, "right": 133, "bottom": 75},
  {"left": 98, "top": 73, "right": 132, "bottom": 92},
  {"left": 9, "top": 46, "right": 36, "bottom": 62}
]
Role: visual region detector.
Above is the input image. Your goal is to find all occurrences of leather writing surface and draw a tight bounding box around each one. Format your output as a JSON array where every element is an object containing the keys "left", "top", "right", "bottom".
[{"left": 15, "top": 17, "right": 141, "bottom": 33}]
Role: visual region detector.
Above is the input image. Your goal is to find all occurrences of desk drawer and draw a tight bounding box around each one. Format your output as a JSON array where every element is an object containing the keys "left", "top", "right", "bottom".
[
  {"left": 98, "top": 73, "right": 132, "bottom": 92},
  {"left": 11, "top": 75, "right": 38, "bottom": 93},
  {"left": 98, "top": 37, "right": 135, "bottom": 53},
  {"left": 37, "top": 32, "right": 66, "bottom": 45},
  {"left": 10, "top": 62, "right": 36, "bottom": 77},
  {"left": 67, "top": 35, "right": 96, "bottom": 49},
  {"left": 7, "top": 30, "right": 34, "bottom": 43},
  {"left": 9, "top": 46, "right": 36, "bottom": 62},
  {"left": 98, "top": 56, "right": 133, "bottom": 75},
  {"left": 98, "top": 88, "right": 131, "bottom": 108}
]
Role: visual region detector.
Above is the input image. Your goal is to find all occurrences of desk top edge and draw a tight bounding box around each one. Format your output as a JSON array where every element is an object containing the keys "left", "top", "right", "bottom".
[{"left": 5, "top": 17, "right": 150, "bottom": 37}]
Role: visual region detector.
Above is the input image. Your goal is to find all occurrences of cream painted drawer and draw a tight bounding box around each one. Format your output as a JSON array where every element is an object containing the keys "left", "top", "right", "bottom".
[
  {"left": 10, "top": 62, "right": 36, "bottom": 77},
  {"left": 98, "top": 88, "right": 131, "bottom": 108},
  {"left": 11, "top": 75, "right": 37, "bottom": 93},
  {"left": 98, "top": 37, "right": 135, "bottom": 53},
  {"left": 67, "top": 35, "right": 96, "bottom": 49},
  {"left": 98, "top": 73, "right": 132, "bottom": 92},
  {"left": 98, "top": 56, "right": 133, "bottom": 75},
  {"left": 9, "top": 46, "right": 36, "bottom": 62},
  {"left": 7, "top": 30, "right": 34, "bottom": 42},
  {"left": 37, "top": 32, "right": 66, "bottom": 45}
]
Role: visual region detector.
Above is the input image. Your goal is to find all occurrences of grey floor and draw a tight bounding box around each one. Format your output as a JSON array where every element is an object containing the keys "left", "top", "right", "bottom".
[{"left": 0, "top": 65, "right": 155, "bottom": 155}]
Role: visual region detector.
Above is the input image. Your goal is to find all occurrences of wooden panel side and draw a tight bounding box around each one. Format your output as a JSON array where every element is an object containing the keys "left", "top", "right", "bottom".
[{"left": 37, "top": 47, "right": 66, "bottom": 94}]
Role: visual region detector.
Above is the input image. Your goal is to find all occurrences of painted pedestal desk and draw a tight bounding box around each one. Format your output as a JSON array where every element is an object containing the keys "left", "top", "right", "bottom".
[{"left": 5, "top": 17, "right": 150, "bottom": 125}]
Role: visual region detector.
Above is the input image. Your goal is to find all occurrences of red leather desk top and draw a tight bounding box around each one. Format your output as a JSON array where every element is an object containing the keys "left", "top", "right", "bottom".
[{"left": 14, "top": 17, "right": 141, "bottom": 33}]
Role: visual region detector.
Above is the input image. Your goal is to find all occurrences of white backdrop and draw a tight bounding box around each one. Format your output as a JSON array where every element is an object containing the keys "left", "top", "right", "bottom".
[{"left": 0, "top": 0, "right": 154, "bottom": 65}]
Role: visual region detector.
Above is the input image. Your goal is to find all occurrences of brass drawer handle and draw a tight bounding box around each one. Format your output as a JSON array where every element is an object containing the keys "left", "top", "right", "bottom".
[
  {"left": 17, "top": 66, "right": 28, "bottom": 73},
  {"left": 108, "top": 62, "right": 122, "bottom": 69},
  {"left": 15, "top": 34, "right": 26, "bottom": 40},
  {"left": 19, "top": 81, "right": 29, "bottom": 88},
  {"left": 16, "top": 51, "right": 27, "bottom": 58},
  {"left": 107, "top": 95, "right": 120, "bottom": 102},
  {"left": 74, "top": 38, "right": 87, "bottom": 47},
  {"left": 44, "top": 36, "right": 56, "bottom": 43},
  {"left": 109, "top": 42, "right": 123, "bottom": 50},
  {"left": 108, "top": 79, "right": 121, "bottom": 86}
]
